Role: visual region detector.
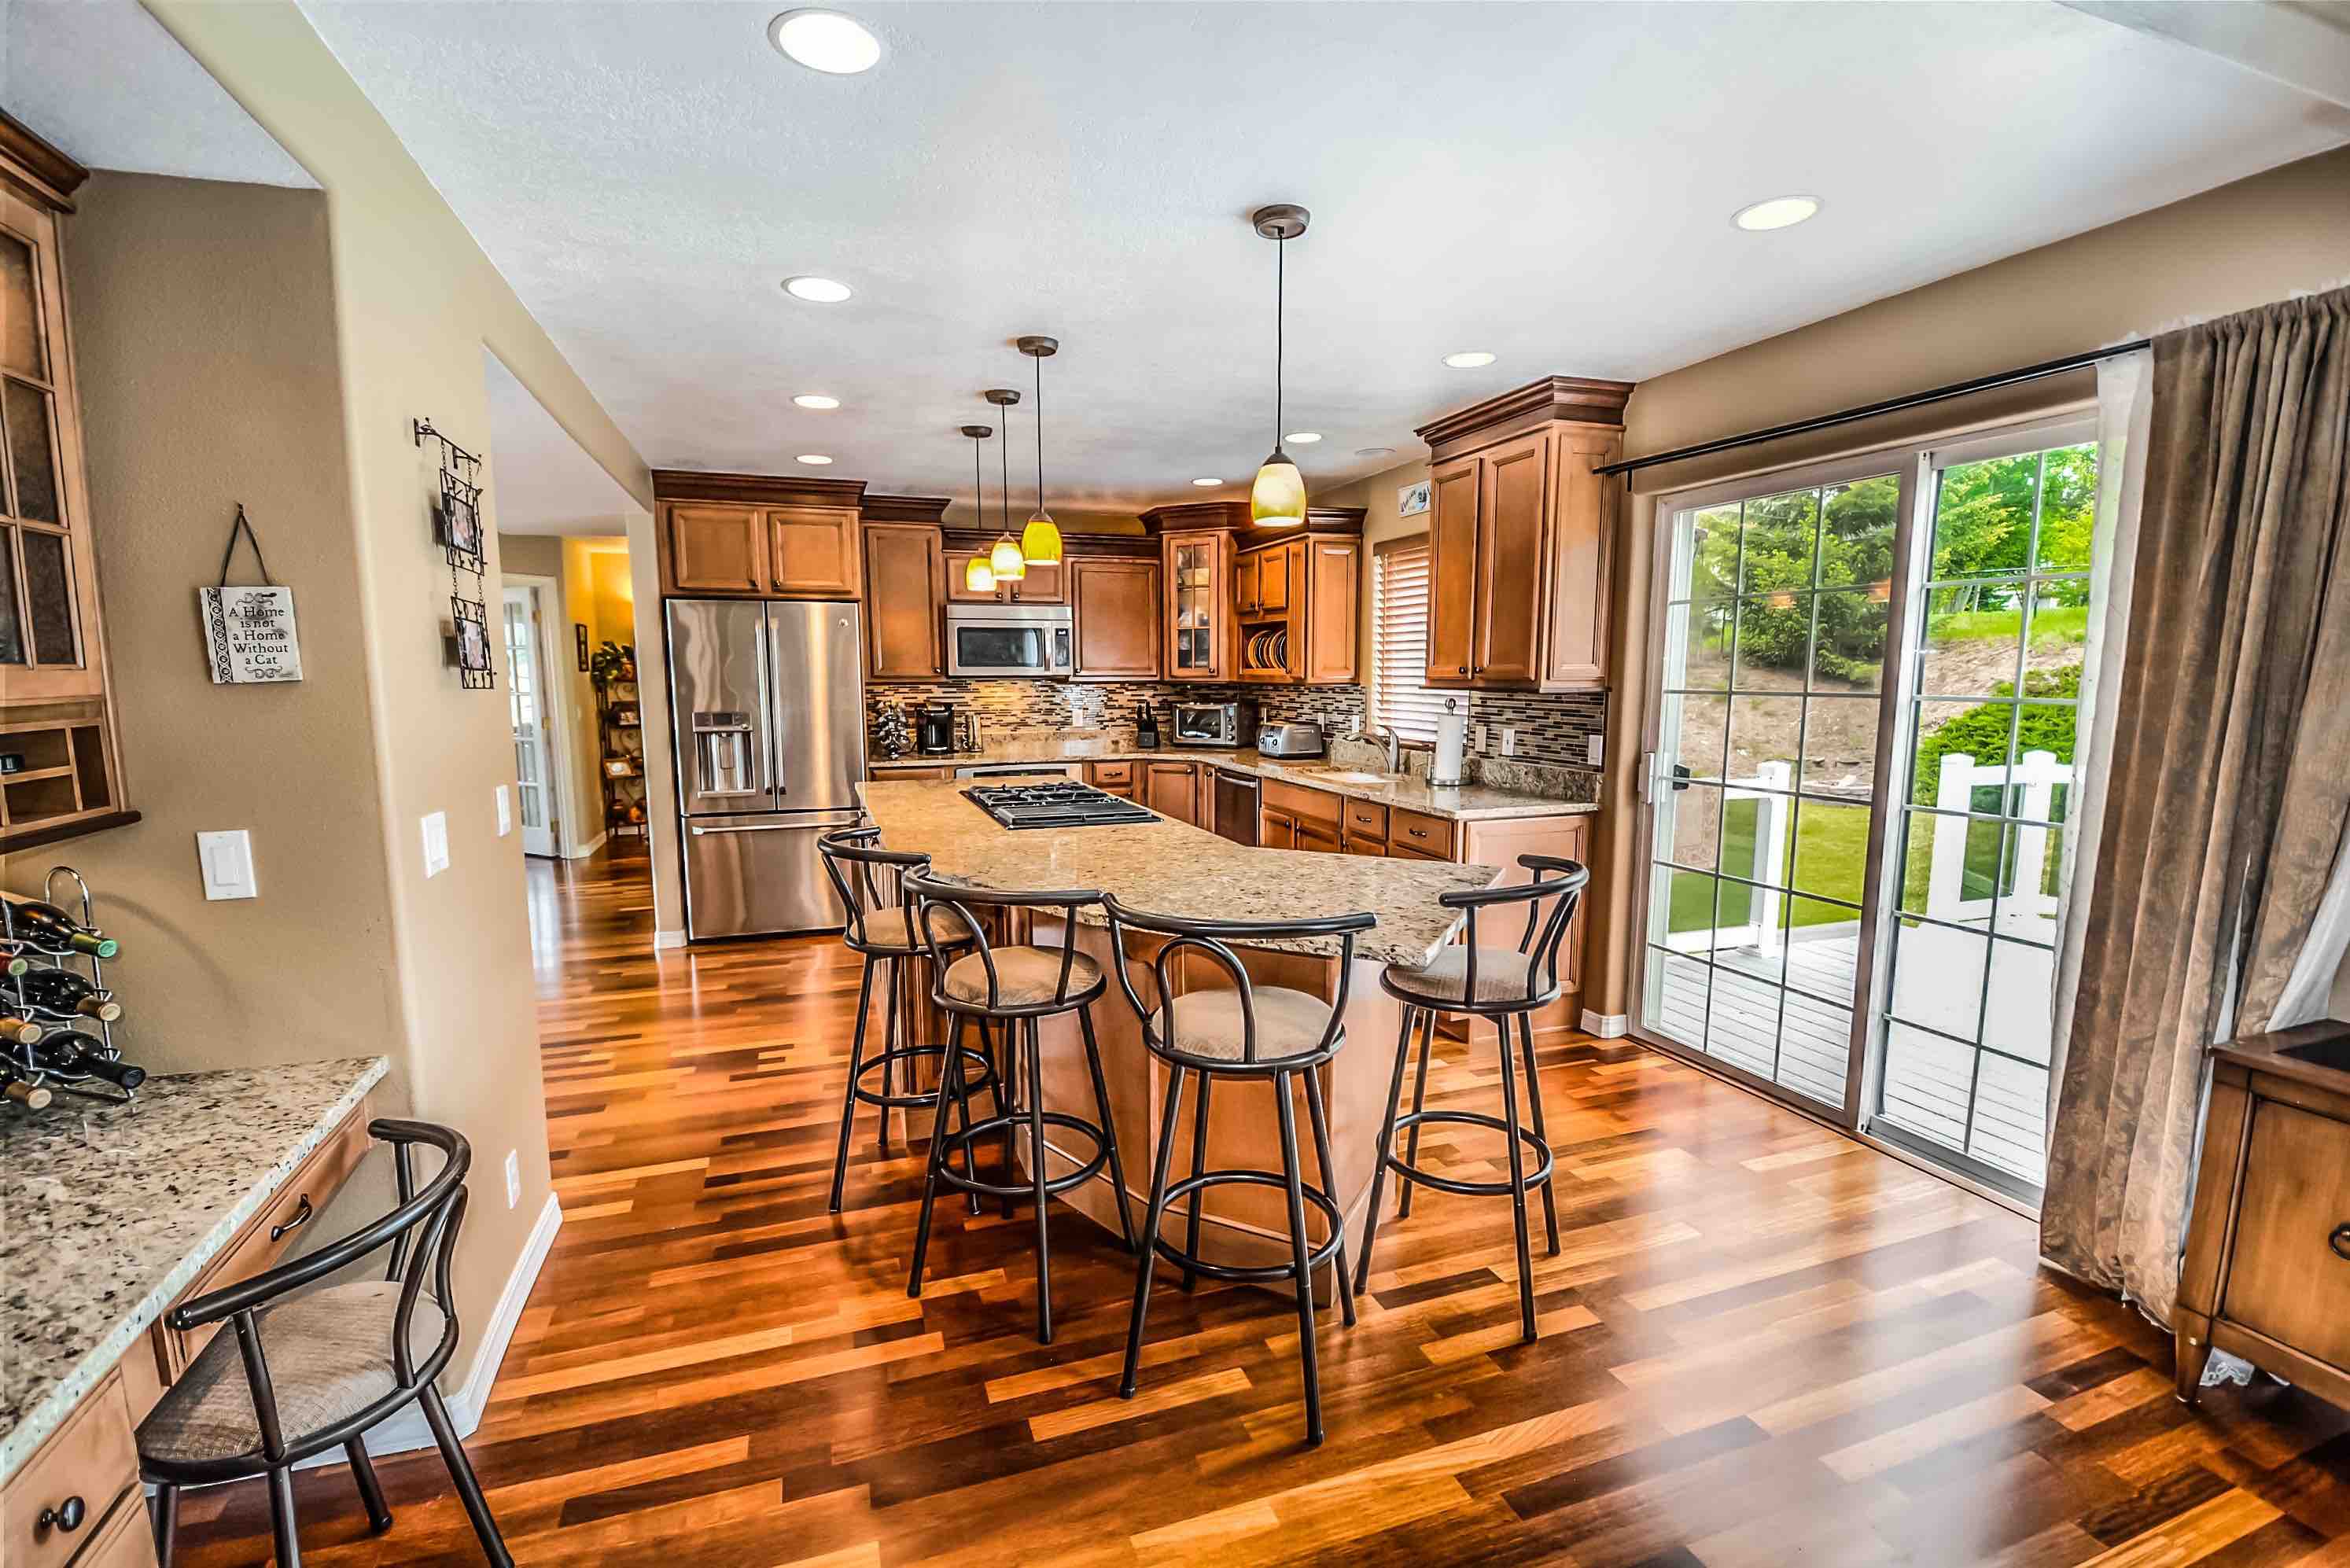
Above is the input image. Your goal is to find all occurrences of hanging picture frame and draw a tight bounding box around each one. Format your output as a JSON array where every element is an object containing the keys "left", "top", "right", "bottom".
[
  {"left": 436, "top": 467, "right": 485, "bottom": 569},
  {"left": 575, "top": 622, "right": 590, "bottom": 672},
  {"left": 451, "top": 592, "right": 495, "bottom": 689},
  {"left": 199, "top": 504, "right": 304, "bottom": 683}
]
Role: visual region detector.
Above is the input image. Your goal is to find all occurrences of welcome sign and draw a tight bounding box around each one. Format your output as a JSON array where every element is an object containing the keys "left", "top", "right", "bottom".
[{"left": 201, "top": 583, "right": 304, "bottom": 683}]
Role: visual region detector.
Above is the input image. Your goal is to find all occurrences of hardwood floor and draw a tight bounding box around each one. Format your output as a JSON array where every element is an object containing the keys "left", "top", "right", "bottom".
[{"left": 174, "top": 845, "right": 2350, "bottom": 1566}]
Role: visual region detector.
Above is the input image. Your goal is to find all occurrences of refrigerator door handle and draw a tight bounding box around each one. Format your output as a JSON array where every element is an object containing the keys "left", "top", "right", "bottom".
[{"left": 691, "top": 815, "right": 863, "bottom": 837}]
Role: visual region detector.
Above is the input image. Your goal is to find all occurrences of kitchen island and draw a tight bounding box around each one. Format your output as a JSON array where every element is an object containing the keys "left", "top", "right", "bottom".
[{"left": 861, "top": 777, "right": 1516, "bottom": 1286}]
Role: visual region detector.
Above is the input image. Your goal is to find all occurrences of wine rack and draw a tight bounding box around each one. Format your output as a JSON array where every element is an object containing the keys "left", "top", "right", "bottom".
[{"left": 2, "top": 866, "right": 139, "bottom": 1110}]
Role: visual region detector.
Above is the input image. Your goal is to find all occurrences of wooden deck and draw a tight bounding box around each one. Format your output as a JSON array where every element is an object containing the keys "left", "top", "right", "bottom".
[{"left": 167, "top": 845, "right": 2350, "bottom": 1567}]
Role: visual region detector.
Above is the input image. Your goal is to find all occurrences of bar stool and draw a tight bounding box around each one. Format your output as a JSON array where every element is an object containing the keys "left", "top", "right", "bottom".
[
  {"left": 817, "top": 828, "right": 996, "bottom": 1214},
  {"left": 1355, "top": 856, "right": 1590, "bottom": 1343},
  {"left": 138, "top": 1121, "right": 510, "bottom": 1568},
  {"left": 1101, "top": 896, "right": 1376, "bottom": 1447},
  {"left": 901, "top": 872, "right": 1136, "bottom": 1344}
]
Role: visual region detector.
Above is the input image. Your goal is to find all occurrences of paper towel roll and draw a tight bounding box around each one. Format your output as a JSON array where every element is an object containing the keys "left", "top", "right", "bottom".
[{"left": 1431, "top": 704, "right": 1468, "bottom": 786}]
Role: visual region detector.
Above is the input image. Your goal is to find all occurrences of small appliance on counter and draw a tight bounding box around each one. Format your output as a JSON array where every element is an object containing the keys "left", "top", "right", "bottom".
[
  {"left": 1256, "top": 720, "right": 1325, "bottom": 759},
  {"left": 917, "top": 702, "right": 958, "bottom": 756},
  {"left": 1135, "top": 702, "right": 1160, "bottom": 749},
  {"left": 1170, "top": 699, "right": 1258, "bottom": 749}
]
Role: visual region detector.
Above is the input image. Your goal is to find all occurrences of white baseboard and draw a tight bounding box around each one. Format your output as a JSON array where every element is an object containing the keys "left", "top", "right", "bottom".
[
  {"left": 1580, "top": 1008, "right": 1630, "bottom": 1039},
  {"left": 563, "top": 830, "right": 608, "bottom": 861},
  {"left": 653, "top": 927, "right": 687, "bottom": 950},
  {"left": 297, "top": 1191, "right": 562, "bottom": 1467}
]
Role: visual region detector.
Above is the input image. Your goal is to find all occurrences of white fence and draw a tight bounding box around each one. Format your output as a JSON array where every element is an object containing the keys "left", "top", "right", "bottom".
[{"left": 1928, "top": 749, "right": 2067, "bottom": 929}]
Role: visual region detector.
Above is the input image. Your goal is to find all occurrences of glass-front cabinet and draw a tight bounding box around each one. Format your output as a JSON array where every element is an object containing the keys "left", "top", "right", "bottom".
[{"left": 1162, "top": 529, "right": 1228, "bottom": 681}]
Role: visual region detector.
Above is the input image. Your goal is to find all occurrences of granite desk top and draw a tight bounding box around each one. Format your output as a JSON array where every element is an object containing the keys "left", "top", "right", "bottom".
[
  {"left": 860, "top": 778, "right": 1496, "bottom": 966},
  {"left": 0, "top": 1056, "right": 389, "bottom": 1482},
  {"left": 868, "top": 740, "right": 1599, "bottom": 823}
]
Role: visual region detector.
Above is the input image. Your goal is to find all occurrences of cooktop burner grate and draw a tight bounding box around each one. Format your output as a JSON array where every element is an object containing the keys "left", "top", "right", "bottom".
[{"left": 963, "top": 782, "right": 1159, "bottom": 830}]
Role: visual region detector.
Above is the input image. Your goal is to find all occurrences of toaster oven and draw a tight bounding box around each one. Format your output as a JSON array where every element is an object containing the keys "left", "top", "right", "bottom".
[{"left": 1169, "top": 700, "right": 1258, "bottom": 748}]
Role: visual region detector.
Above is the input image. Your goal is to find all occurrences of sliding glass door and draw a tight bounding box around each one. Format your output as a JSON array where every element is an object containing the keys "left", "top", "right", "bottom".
[{"left": 1637, "top": 419, "right": 2103, "bottom": 1198}]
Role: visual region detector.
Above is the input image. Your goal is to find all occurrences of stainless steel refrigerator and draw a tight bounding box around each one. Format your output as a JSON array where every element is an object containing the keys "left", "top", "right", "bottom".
[{"left": 666, "top": 598, "right": 865, "bottom": 939}]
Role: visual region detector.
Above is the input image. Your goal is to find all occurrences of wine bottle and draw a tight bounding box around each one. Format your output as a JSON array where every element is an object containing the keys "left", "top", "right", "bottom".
[
  {"left": 0, "top": 894, "right": 117, "bottom": 959},
  {"left": 2, "top": 1074, "right": 53, "bottom": 1110},
  {"left": 0, "top": 942, "right": 30, "bottom": 977},
  {"left": 15, "top": 970, "right": 122, "bottom": 1022},
  {"left": 0, "top": 1014, "right": 45, "bottom": 1046},
  {"left": 30, "top": 1031, "right": 145, "bottom": 1091}
]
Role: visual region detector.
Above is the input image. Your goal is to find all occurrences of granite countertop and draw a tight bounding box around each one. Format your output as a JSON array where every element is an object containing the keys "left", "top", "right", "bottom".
[
  {"left": 0, "top": 1056, "right": 389, "bottom": 1482},
  {"left": 860, "top": 778, "right": 1496, "bottom": 966},
  {"left": 868, "top": 739, "right": 1598, "bottom": 823}
]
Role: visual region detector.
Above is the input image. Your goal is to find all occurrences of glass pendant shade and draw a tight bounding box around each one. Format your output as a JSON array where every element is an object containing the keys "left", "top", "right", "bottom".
[
  {"left": 989, "top": 534, "right": 1027, "bottom": 580},
  {"left": 1251, "top": 447, "right": 1307, "bottom": 525},
  {"left": 963, "top": 554, "right": 996, "bottom": 593},
  {"left": 1021, "top": 512, "right": 1063, "bottom": 565}
]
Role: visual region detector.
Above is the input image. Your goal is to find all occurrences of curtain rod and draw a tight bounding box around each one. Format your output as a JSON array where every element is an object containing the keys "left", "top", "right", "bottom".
[{"left": 1594, "top": 340, "right": 2149, "bottom": 478}]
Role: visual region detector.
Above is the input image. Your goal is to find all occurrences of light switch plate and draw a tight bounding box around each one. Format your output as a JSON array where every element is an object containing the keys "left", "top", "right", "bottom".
[
  {"left": 504, "top": 1148, "right": 521, "bottom": 1209},
  {"left": 1586, "top": 734, "right": 1605, "bottom": 767},
  {"left": 495, "top": 784, "right": 511, "bottom": 837},
  {"left": 422, "top": 811, "right": 450, "bottom": 877},
  {"left": 1500, "top": 727, "right": 1518, "bottom": 757},
  {"left": 1473, "top": 723, "right": 1489, "bottom": 752},
  {"left": 197, "top": 830, "right": 258, "bottom": 901}
]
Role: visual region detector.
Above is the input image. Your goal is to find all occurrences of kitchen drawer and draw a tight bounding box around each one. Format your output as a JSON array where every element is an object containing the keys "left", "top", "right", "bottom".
[
  {"left": 1086, "top": 761, "right": 1134, "bottom": 788},
  {"left": 4, "top": 1371, "right": 142, "bottom": 1568},
  {"left": 1341, "top": 798, "right": 1388, "bottom": 841},
  {"left": 1341, "top": 833, "right": 1387, "bottom": 858},
  {"left": 1261, "top": 778, "right": 1341, "bottom": 827},
  {"left": 1389, "top": 842, "right": 1449, "bottom": 863},
  {"left": 157, "top": 1100, "right": 371, "bottom": 1378},
  {"left": 2223, "top": 1100, "right": 2350, "bottom": 1373},
  {"left": 64, "top": 1489, "right": 157, "bottom": 1568},
  {"left": 1388, "top": 808, "right": 1456, "bottom": 858}
]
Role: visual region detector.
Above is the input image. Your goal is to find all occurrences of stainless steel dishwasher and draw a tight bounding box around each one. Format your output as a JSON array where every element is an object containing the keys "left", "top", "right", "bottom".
[{"left": 1213, "top": 769, "right": 1258, "bottom": 845}]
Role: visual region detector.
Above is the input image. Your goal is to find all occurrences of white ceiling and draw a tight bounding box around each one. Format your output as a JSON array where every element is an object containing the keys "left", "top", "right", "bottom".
[
  {"left": 483, "top": 348, "right": 645, "bottom": 535},
  {"left": 17, "top": 2, "right": 2350, "bottom": 520}
]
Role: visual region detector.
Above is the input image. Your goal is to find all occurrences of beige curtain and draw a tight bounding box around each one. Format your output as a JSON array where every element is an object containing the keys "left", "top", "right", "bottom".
[{"left": 2041, "top": 287, "right": 2350, "bottom": 1326}]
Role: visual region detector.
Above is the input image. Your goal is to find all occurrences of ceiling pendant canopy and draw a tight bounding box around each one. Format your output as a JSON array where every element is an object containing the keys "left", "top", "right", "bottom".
[
  {"left": 1017, "top": 335, "right": 1064, "bottom": 565},
  {"left": 961, "top": 424, "right": 996, "bottom": 594},
  {"left": 983, "top": 386, "right": 1026, "bottom": 580},
  {"left": 1250, "top": 204, "right": 1309, "bottom": 528}
]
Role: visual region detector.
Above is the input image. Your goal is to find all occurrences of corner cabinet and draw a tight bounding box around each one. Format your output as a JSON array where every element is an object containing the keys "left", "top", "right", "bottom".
[
  {"left": 862, "top": 522, "right": 945, "bottom": 680},
  {"left": 1416, "top": 377, "right": 1631, "bottom": 692},
  {"left": 1070, "top": 557, "right": 1160, "bottom": 679},
  {"left": 0, "top": 115, "right": 133, "bottom": 851}
]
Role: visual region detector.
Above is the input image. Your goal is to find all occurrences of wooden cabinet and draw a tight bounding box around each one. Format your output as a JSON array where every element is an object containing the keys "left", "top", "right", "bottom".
[
  {"left": 1415, "top": 377, "right": 1630, "bottom": 692},
  {"left": 2179, "top": 1027, "right": 2350, "bottom": 1412},
  {"left": 862, "top": 524, "right": 946, "bottom": 680},
  {"left": 664, "top": 502, "right": 766, "bottom": 594},
  {"left": 1258, "top": 806, "right": 1296, "bottom": 849},
  {"left": 1234, "top": 550, "right": 1261, "bottom": 616},
  {"left": 1143, "top": 760, "right": 1202, "bottom": 826},
  {"left": 1302, "top": 538, "right": 1360, "bottom": 685},
  {"left": 946, "top": 548, "right": 1063, "bottom": 604},
  {"left": 1086, "top": 760, "right": 1136, "bottom": 800},
  {"left": 1070, "top": 558, "right": 1161, "bottom": 679},
  {"left": 769, "top": 505, "right": 862, "bottom": 597},
  {"left": 871, "top": 764, "right": 952, "bottom": 781},
  {"left": 1162, "top": 531, "right": 1229, "bottom": 681},
  {"left": 1234, "top": 536, "right": 1357, "bottom": 686},
  {"left": 2, "top": 1370, "right": 149, "bottom": 1568}
]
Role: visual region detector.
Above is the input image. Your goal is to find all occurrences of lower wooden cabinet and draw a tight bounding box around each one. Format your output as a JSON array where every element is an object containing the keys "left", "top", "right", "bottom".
[
  {"left": 1070, "top": 558, "right": 1162, "bottom": 679},
  {"left": 1085, "top": 760, "right": 1136, "bottom": 800},
  {"left": 1142, "top": 760, "right": 1202, "bottom": 826},
  {"left": 3, "top": 1371, "right": 148, "bottom": 1568}
]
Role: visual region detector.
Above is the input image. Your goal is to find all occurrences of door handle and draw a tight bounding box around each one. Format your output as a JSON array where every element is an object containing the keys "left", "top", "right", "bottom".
[
  {"left": 691, "top": 817, "right": 863, "bottom": 836},
  {"left": 1672, "top": 764, "right": 1692, "bottom": 793}
]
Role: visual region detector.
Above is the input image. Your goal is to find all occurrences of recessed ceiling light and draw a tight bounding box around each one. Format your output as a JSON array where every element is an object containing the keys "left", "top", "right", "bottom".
[
  {"left": 1356, "top": 446, "right": 1396, "bottom": 458},
  {"left": 783, "top": 275, "right": 853, "bottom": 304},
  {"left": 792, "top": 393, "right": 839, "bottom": 410},
  {"left": 796, "top": 453, "right": 834, "bottom": 466},
  {"left": 1192, "top": 477, "right": 1221, "bottom": 488},
  {"left": 767, "top": 9, "right": 882, "bottom": 75},
  {"left": 1442, "top": 351, "right": 1496, "bottom": 370},
  {"left": 1284, "top": 431, "right": 1322, "bottom": 444},
  {"left": 1733, "top": 194, "right": 1821, "bottom": 232}
]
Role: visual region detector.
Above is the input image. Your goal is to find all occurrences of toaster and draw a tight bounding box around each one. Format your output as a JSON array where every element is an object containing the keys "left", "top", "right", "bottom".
[{"left": 1256, "top": 721, "right": 1326, "bottom": 759}]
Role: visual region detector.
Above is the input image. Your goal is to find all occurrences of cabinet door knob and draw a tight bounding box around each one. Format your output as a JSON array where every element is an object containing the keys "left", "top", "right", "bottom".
[
  {"left": 2331, "top": 1224, "right": 2350, "bottom": 1261},
  {"left": 1457, "top": 665, "right": 1468, "bottom": 675},
  {"left": 37, "top": 1496, "right": 87, "bottom": 1535}
]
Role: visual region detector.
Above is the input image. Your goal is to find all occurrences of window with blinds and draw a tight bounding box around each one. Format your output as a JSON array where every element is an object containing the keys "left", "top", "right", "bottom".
[{"left": 1372, "top": 536, "right": 1448, "bottom": 743}]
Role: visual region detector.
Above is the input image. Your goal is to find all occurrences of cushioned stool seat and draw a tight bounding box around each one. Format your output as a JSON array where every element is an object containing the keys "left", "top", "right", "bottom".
[
  {"left": 1163, "top": 986, "right": 1334, "bottom": 1062},
  {"left": 942, "top": 945, "right": 1103, "bottom": 1007},
  {"left": 1383, "top": 945, "right": 1544, "bottom": 1004},
  {"left": 856, "top": 904, "right": 974, "bottom": 953}
]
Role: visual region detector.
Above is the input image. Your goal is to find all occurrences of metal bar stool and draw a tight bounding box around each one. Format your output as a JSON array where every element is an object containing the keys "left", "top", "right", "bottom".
[
  {"left": 138, "top": 1121, "right": 510, "bottom": 1567},
  {"left": 901, "top": 871, "right": 1137, "bottom": 1344},
  {"left": 817, "top": 828, "right": 997, "bottom": 1214},
  {"left": 1101, "top": 895, "right": 1375, "bottom": 1447},
  {"left": 1355, "top": 855, "right": 1590, "bottom": 1343}
]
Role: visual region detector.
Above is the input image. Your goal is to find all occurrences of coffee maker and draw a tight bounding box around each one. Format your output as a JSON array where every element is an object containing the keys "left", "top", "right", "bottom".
[{"left": 917, "top": 702, "right": 957, "bottom": 756}]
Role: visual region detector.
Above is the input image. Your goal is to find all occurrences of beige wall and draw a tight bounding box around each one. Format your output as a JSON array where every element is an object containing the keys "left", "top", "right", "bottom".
[
  {"left": 498, "top": 533, "right": 603, "bottom": 856},
  {"left": 132, "top": 0, "right": 655, "bottom": 1388}
]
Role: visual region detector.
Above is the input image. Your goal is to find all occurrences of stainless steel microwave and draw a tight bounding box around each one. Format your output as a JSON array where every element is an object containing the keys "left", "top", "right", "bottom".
[
  {"left": 945, "top": 602, "right": 1074, "bottom": 677},
  {"left": 1170, "top": 700, "right": 1258, "bottom": 748}
]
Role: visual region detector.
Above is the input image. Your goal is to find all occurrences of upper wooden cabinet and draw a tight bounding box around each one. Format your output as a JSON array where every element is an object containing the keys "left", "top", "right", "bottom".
[
  {"left": 1160, "top": 529, "right": 1230, "bottom": 682},
  {"left": 1302, "top": 537, "right": 1360, "bottom": 685},
  {"left": 769, "top": 505, "right": 862, "bottom": 598},
  {"left": 664, "top": 502, "right": 764, "bottom": 594},
  {"left": 1416, "top": 377, "right": 1631, "bottom": 692},
  {"left": 1070, "top": 557, "right": 1160, "bottom": 680},
  {"left": 945, "top": 547, "right": 1063, "bottom": 604},
  {"left": 862, "top": 523, "right": 945, "bottom": 679},
  {"left": 653, "top": 471, "right": 871, "bottom": 598},
  {"left": 1234, "top": 536, "right": 1357, "bottom": 686}
]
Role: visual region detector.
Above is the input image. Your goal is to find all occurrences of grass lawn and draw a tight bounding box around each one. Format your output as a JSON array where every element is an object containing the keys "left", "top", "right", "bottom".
[
  {"left": 1929, "top": 604, "right": 2089, "bottom": 645},
  {"left": 1667, "top": 796, "right": 1871, "bottom": 934}
]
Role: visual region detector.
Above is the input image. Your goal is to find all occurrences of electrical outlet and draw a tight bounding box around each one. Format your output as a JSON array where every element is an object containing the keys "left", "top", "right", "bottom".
[
  {"left": 495, "top": 784, "right": 511, "bottom": 837},
  {"left": 421, "top": 812, "right": 450, "bottom": 877},
  {"left": 1501, "top": 727, "right": 1519, "bottom": 757},
  {"left": 505, "top": 1148, "right": 521, "bottom": 1209},
  {"left": 1586, "top": 734, "right": 1605, "bottom": 767},
  {"left": 1473, "top": 723, "right": 1489, "bottom": 752}
]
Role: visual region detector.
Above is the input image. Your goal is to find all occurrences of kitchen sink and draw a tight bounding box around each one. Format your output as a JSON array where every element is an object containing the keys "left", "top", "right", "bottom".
[{"left": 1302, "top": 769, "right": 1403, "bottom": 785}]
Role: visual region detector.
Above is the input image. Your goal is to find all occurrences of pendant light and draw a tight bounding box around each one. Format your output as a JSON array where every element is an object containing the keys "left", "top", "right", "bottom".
[
  {"left": 960, "top": 424, "right": 996, "bottom": 594},
  {"left": 1250, "top": 204, "right": 1309, "bottom": 527},
  {"left": 982, "top": 387, "right": 1025, "bottom": 580},
  {"left": 1016, "top": 335, "right": 1065, "bottom": 565}
]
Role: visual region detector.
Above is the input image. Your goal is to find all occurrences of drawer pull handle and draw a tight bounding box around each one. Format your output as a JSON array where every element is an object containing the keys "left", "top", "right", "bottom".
[
  {"left": 2332, "top": 1224, "right": 2350, "bottom": 1262},
  {"left": 1409, "top": 827, "right": 1428, "bottom": 838},
  {"left": 37, "top": 1496, "right": 87, "bottom": 1536},
  {"left": 271, "top": 1194, "right": 315, "bottom": 1242}
]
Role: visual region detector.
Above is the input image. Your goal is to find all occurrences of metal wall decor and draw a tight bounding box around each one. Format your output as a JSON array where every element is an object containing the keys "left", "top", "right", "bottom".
[{"left": 417, "top": 416, "right": 495, "bottom": 689}]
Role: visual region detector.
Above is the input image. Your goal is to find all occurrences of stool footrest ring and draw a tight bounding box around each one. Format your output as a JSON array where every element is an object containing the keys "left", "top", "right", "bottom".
[
  {"left": 930, "top": 1111, "right": 1109, "bottom": 1200},
  {"left": 1381, "top": 1109, "right": 1554, "bottom": 1198},
  {"left": 852, "top": 1045, "right": 996, "bottom": 1112},
  {"left": 1150, "top": 1169, "right": 1346, "bottom": 1283}
]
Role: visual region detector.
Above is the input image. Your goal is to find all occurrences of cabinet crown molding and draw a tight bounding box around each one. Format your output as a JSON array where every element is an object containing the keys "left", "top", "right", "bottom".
[
  {"left": 1415, "top": 374, "right": 1635, "bottom": 458},
  {"left": 0, "top": 108, "right": 87, "bottom": 212},
  {"left": 652, "top": 468, "right": 867, "bottom": 508},
  {"left": 860, "top": 494, "right": 951, "bottom": 525},
  {"left": 1140, "top": 501, "right": 1366, "bottom": 544}
]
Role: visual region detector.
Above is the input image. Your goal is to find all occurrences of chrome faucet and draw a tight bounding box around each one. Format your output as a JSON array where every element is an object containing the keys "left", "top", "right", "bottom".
[{"left": 1369, "top": 726, "right": 1402, "bottom": 775}]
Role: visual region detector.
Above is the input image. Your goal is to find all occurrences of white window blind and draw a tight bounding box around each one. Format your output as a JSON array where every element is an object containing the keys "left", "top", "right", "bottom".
[{"left": 1372, "top": 537, "right": 1447, "bottom": 743}]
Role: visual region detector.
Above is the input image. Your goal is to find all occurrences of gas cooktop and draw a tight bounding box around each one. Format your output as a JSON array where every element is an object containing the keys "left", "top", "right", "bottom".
[{"left": 964, "top": 782, "right": 1158, "bottom": 830}]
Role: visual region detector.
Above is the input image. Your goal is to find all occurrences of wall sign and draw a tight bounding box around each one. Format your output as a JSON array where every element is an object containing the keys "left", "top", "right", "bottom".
[
  {"left": 1398, "top": 479, "right": 1431, "bottom": 517},
  {"left": 576, "top": 622, "right": 590, "bottom": 672},
  {"left": 201, "top": 505, "right": 304, "bottom": 683}
]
